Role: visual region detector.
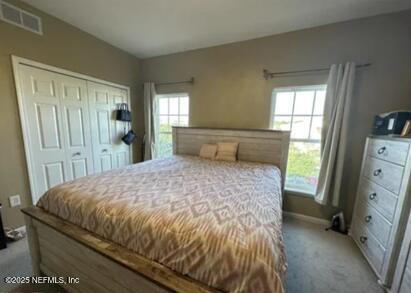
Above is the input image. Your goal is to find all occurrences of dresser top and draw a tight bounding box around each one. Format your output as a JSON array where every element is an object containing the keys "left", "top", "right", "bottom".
[{"left": 369, "top": 135, "right": 411, "bottom": 142}]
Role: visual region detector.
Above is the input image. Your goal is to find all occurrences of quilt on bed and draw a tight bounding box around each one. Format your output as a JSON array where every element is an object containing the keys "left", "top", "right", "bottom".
[{"left": 37, "top": 155, "right": 286, "bottom": 292}]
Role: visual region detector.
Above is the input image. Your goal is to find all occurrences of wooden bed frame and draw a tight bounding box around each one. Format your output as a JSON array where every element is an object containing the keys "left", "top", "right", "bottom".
[{"left": 22, "top": 127, "right": 290, "bottom": 293}]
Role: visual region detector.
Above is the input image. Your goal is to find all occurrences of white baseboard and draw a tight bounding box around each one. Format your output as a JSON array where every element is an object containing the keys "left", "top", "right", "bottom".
[
  {"left": 5, "top": 225, "right": 27, "bottom": 235},
  {"left": 14, "top": 225, "right": 26, "bottom": 234},
  {"left": 283, "top": 211, "right": 331, "bottom": 227},
  {"left": 4, "top": 225, "right": 26, "bottom": 241}
]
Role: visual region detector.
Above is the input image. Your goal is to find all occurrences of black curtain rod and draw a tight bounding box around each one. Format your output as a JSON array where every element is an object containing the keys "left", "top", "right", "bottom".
[
  {"left": 155, "top": 77, "right": 194, "bottom": 86},
  {"left": 263, "top": 63, "right": 371, "bottom": 79}
]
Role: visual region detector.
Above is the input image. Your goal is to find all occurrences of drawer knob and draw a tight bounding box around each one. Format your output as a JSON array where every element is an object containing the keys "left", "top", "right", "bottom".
[
  {"left": 360, "top": 236, "right": 368, "bottom": 243},
  {"left": 369, "top": 193, "right": 377, "bottom": 200},
  {"left": 364, "top": 215, "right": 372, "bottom": 223},
  {"left": 373, "top": 169, "right": 382, "bottom": 176},
  {"left": 377, "top": 146, "right": 386, "bottom": 155}
]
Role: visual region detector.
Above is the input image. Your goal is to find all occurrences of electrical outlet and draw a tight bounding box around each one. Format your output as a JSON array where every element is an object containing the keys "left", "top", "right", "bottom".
[{"left": 9, "top": 194, "right": 21, "bottom": 207}]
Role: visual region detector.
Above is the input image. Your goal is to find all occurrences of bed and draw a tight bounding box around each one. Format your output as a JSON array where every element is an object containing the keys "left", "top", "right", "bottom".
[{"left": 22, "top": 127, "right": 290, "bottom": 293}]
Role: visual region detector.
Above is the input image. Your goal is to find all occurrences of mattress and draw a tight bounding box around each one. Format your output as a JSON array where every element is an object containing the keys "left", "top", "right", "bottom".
[{"left": 37, "top": 155, "right": 286, "bottom": 292}]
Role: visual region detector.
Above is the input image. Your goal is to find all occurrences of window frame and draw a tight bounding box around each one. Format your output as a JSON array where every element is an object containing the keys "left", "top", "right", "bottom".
[
  {"left": 155, "top": 93, "right": 190, "bottom": 158},
  {"left": 270, "top": 84, "right": 327, "bottom": 196}
]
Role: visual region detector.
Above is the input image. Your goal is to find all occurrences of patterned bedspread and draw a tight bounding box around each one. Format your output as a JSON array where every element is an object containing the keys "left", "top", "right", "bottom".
[{"left": 37, "top": 155, "right": 286, "bottom": 292}]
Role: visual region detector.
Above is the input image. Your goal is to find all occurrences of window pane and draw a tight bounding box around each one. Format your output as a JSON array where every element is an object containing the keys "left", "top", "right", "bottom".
[
  {"left": 157, "top": 133, "right": 172, "bottom": 158},
  {"left": 275, "top": 92, "right": 294, "bottom": 115},
  {"left": 169, "top": 115, "right": 179, "bottom": 125},
  {"left": 179, "top": 97, "right": 189, "bottom": 115},
  {"left": 270, "top": 86, "right": 325, "bottom": 195},
  {"left": 291, "top": 116, "right": 311, "bottom": 139},
  {"left": 179, "top": 115, "right": 188, "bottom": 126},
  {"left": 159, "top": 116, "right": 171, "bottom": 133},
  {"left": 159, "top": 99, "right": 168, "bottom": 115},
  {"left": 273, "top": 116, "right": 292, "bottom": 131},
  {"left": 313, "top": 90, "right": 326, "bottom": 115},
  {"left": 310, "top": 117, "right": 323, "bottom": 140},
  {"left": 155, "top": 94, "right": 190, "bottom": 159},
  {"left": 169, "top": 98, "right": 179, "bottom": 115},
  {"left": 293, "top": 91, "right": 314, "bottom": 115},
  {"left": 286, "top": 141, "right": 321, "bottom": 195}
]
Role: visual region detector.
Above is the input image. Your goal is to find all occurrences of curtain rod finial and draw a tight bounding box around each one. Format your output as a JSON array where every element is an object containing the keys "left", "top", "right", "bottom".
[{"left": 263, "top": 69, "right": 272, "bottom": 80}]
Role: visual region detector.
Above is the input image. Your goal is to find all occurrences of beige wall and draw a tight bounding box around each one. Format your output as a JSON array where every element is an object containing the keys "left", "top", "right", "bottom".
[
  {"left": 0, "top": 0, "right": 143, "bottom": 228},
  {"left": 1, "top": 1, "right": 410, "bottom": 228},
  {"left": 142, "top": 10, "right": 411, "bottom": 222}
]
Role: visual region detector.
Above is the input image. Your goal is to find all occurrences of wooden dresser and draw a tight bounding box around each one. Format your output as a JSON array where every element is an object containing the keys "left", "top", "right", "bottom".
[{"left": 351, "top": 136, "right": 411, "bottom": 288}]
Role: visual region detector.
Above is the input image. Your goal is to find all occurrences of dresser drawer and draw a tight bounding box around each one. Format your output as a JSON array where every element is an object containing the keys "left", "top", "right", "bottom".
[
  {"left": 358, "top": 178, "right": 398, "bottom": 222},
  {"left": 368, "top": 138, "right": 409, "bottom": 166},
  {"left": 352, "top": 224, "right": 386, "bottom": 274},
  {"left": 363, "top": 157, "right": 404, "bottom": 194},
  {"left": 354, "top": 199, "right": 392, "bottom": 247}
]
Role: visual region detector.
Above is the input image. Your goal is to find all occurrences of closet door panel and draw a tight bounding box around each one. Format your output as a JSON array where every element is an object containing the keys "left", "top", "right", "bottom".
[
  {"left": 71, "top": 159, "right": 88, "bottom": 179},
  {"left": 62, "top": 83, "right": 82, "bottom": 102},
  {"left": 115, "top": 150, "right": 129, "bottom": 169},
  {"left": 58, "top": 75, "right": 94, "bottom": 178},
  {"left": 97, "top": 109, "right": 112, "bottom": 144},
  {"left": 100, "top": 154, "right": 114, "bottom": 172},
  {"left": 35, "top": 103, "right": 62, "bottom": 149},
  {"left": 65, "top": 107, "right": 85, "bottom": 147},
  {"left": 88, "top": 82, "right": 115, "bottom": 173},
  {"left": 111, "top": 88, "right": 132, "bottom": 167},
  {"left": 19, "top": 65, "right": 69, "bottom": 202},
  {"left": 30, "top": 74, "right": 57, "bottom": 99},
  {"left": 43, "top": 162, "right": 65, "bottom": 189}
]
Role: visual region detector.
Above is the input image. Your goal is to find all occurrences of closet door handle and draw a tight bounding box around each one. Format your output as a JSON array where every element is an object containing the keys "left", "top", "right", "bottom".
[
  {"left": 364, "top": 215, "right": 372, "bottom": 223},
  {"left": 373, "top": 169, "right": 382, "bottom": 176},
  {"left": 377, "top": 146, "right": 386, "bottom": 155},
  {"left": 72, "top": 152, "right": 81, "bottom": 157},
  {"left": 102, "top": 149, "right": 108, "bottom": 153},
  {"left": 369, "top": 193, "right": 377, "bottom": 200},
  {"left": 360, "top": 236, "right": 368, "bottom": 244}
]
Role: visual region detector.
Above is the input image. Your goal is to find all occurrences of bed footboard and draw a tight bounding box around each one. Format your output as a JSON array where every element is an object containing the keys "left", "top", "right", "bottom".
[{"left": 22, "top": 207, "right": 217, "bottom": 293}]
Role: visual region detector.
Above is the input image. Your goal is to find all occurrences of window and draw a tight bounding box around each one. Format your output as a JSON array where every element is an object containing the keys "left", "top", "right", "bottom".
[
  {"left": 271, "top": 85, "right": 326, "bottom": 195},
  {"left": 156, "top": 94, "right": 189, "bottom": 158}
]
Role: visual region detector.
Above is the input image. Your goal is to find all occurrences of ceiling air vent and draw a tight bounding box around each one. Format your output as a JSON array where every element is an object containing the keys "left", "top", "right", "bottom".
[{"left": 0, "top": 0, "right": 42, "bottom": 35}]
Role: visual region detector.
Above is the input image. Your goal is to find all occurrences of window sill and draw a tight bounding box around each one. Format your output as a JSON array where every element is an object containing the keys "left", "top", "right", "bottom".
[{"left": 284, "top": 188, "right": 315, "bottom": 198}]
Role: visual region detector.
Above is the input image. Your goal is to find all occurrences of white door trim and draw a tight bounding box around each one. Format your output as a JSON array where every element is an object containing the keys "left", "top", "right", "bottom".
[
  {"left": 12, "top": 56, "right": 132, "bottom": 90},
  {"left": 12, "top": 55, "right": 133, "bottom": 204}
]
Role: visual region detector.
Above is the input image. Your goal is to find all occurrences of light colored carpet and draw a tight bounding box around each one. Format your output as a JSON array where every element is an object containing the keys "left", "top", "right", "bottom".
[
  {"left": 0, "top": 217, "right": 385, "bottom": 293},
  {"left": 0, "top": 239, "right": 32, "bottom": 293},
  {"left": 283, "top": 216, "right": 384, "bottom": 293}
]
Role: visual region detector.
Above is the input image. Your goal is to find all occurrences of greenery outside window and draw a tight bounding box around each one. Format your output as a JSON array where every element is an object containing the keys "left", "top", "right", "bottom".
[
  {"left": 270, "top": 85, "right": 327, "bottom": 195},
  {"left": 155, "top": 94, "right": 189, "bottom": 158}
]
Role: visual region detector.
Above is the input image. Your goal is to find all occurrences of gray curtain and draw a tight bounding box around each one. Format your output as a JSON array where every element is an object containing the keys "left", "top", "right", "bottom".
[
  {"left": 315, "top": 62, "right": 356, "bottom": 206},
  {"left": 143, "top": 82, "right": 157, "bottom": 160}
]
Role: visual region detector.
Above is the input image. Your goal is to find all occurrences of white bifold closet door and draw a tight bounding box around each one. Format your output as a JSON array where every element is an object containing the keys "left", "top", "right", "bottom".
[
  {"left": 18, "top": 64, "right": 131, "bottom": 203},
  {"left": 87, "top": 81, "right": 130, "bottom": 173}
]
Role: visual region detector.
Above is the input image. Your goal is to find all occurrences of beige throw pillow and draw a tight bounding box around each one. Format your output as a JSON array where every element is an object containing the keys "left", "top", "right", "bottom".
[
  {"left": 199, "top": 144, "right": 218, "bottom": 159},
  {"left": 215, "top": 142, "right": 239, "bottom": 162}
]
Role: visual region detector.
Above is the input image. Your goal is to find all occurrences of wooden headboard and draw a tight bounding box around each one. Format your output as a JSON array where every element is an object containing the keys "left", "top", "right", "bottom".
[{"left": 172, "top": 126, "right": 291, "bottom": 179}]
